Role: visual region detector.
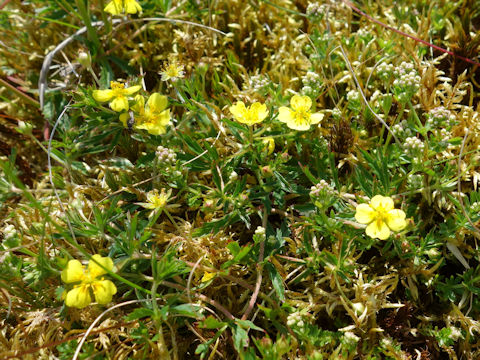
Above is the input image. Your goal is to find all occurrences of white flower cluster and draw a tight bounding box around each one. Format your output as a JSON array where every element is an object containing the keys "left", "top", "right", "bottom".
[
  {"left": 254, "top": 226, "right": 266, "bottom": 238},
  {"left": 3, "top": 224, "right": 17, "bottom": 241},
  {"left": 310, "top": 179, "right": 333, "bottom": 197},
  {"left": 377, "top": 62, "right": 394, "bottom": 81},
  {"left": 332, "top": 108, "right": 342, "bottom": 119},
  {"left": 306, "top": 2, "right": 325, "bottom": 22},
  {"left": 347, "top": 89, "right": 361, "bottom": 103},
  {"left": 301, "top": 71, "right": 322, "bottom": 97},
  {"left": 404, "top": 136, "right": 425, "bottom": 156},
  {"left": 407, "top": 173, "right": 423, "bottom": 189},
  {"left": 471, "top": 202, "right": 480, "bottom": 213},
  {"left": 356, "top": 28, "right": 369, "bottom": 38},
  {"left": 393, "top": 62, "right": 420, "bottom": 101},
  {"left": 391, "top": 120, "right": 413, "bottom": 139},
  {"left": 286, "top": 311, "right": 305, "bottom": 329},
  {"left": 245, "top": 74, "right": 270, "bottom": 94},
  {"left": 342, "top": 331, "right": 360, "bottom": 346},
  {"left": 426, "top": 106, "right": 456, "bottom": 128},
  {"left": 438, "top": 128, "right": 450, "bottom": 142},
  {"left": 156, "top": 146, "right": 176, "bottom": 164}
]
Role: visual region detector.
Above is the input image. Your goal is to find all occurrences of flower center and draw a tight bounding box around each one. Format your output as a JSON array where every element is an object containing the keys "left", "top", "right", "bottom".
[
  {"left": 110, "top": 81, "right": 128, "bottom": 97},
  {"left": 373, "top": 206, "right": 389, "bottom": 223},
  {"left": 294, "top": 109, "right": 311, "bottom": 125},
  {"left": 151, "top": 195, "right": 167, "bottom": 208},
  {"left": 82, "top": 271, "right": 97, "bottom": 284},
  {"left": 166, "top": 64, "right": 181, "bottom": 77}
]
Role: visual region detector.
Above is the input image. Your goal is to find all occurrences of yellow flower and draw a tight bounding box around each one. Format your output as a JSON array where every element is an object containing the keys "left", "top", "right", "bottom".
[
  {"left": 160, "top": 60, "right": 185, "bottom": 81},
  {"left": 93, "top": 81, "right": 141, "bottom": 112},
  {"left": 278, "top": 95, "right": 324, "bottom": 131},
  {"left": 104, "top": 0, "right": 142, "bottom": 15},
  {"left": 201, "top": 271, "right": 216, "bottom": 283},
  {"left": 61, "top": 255, "right": 117, "bottom": 309},
  {"left": 139, "top": 189, "right": 171, "bottom": 211},
  {"left": 120, "top": 93, "right": 171, "bottom": 135},
  {"left": 229, "top": 101, "right": 268, "bottom": 125},
  {"left": 355, "top": 195, "right": 407, "bottom": 240},
  {"left": 262, "top": 137, "right": 275, "bottom": 155}
]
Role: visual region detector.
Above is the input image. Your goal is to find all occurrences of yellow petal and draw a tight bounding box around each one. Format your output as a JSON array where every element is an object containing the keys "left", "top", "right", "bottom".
[
  {"left": 110, "top": 96, "right": 129, "bottom": 112},
  {"left": 61, "top": 260, "right": 85, "bottom": 283},
  {"left": 230, "top": 101, "right": 247, "bottom": 121},
  {"left": 92, "top": 280, "right": 117, "bottom": 304},
  {"left": 137, "top": 122, "right": 167, "bottom": 135},
  {"left": 370, "top": 195, "right": 394, "bottom": 211},
  {"left": 250, "top": 102, "right": 268, "bottom": 122},
  {"left": 92, "top": 89, "right": 114, "bottom": 102},
  {"left": 125, "top": 85, "right": 142, "bottom": 95},
  {"left": 290, "top": 95, "right": 312, "bottom": 111},
  {"left": 131, "top": 95, "right": 145, "bottom": 114},
  {"left": 119, "top": 112, "right": 131, "bottom": 127},
  {"left": 285, "top": 117, "right": 311, "bottom": 131},
  {"left": 88, "top": 254, "right": 114, "bottom": 279},
  {"left": 104, "top": 0, "right": 122, "bottom": 15},
  {"left": 147, "top": 93, "right": 168, "bottom": 113},
  {"left": 366, "top": 220, "right": 391, "bottom": 240},
  {"left": 157, "top": 109, "right": 171, "bottom": 125},
  {"left": 310, "top": 112, "right": 324, "bottom": 124},
  {"left": 386, "top": 209, "right": 407, "bottom": 231},
  {"left": 201, "top": 271, "right": 216, "bottom": 283},
  {"left": 278, "top": 106, "right": 294, "bottom": 123},
  {"left": 125, "top": 0, "right": 142, "bottom": 13},
  {"left": 355, "top": 204, "right": 374, "bottom": 224},
  {"left": 65, "top": 285, "right": 92, "bottom": 308},
  {"left": 263, "top": 137, "right": 275, "bottom": 155}
]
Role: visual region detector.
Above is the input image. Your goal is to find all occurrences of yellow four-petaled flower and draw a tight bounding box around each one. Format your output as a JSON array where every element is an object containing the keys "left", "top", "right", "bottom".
[
  {"left": 104, "top": 0, "right": 142, "bottom": 15},
  {"left": 355, "top": 195, "right": 407, "bottom": 240},
  {"left": 229, "top": 101, "right": 268, "bottom": 126},
  {"left": 61, "top": 254, "right": 117, "bottom": 309},
  {"left": 278, "top": 95, "right": 323, "bottom": 131},
  {"left": 93, "top": 81, "right": 141, "bottom": 112}
]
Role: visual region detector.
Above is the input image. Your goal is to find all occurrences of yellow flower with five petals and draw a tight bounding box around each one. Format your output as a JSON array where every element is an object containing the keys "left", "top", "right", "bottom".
[
  {"left": 120, "top": 93, "right": 171, "bottom": 135},
  {"left": 104, "top": 0, "right": 142, "bottom": 15},
  {"left": 278, "top": 95, "right": 323, "bottom": 131},
  {"left": 355, "top": 195, "right": 407, "bottom": 240},
  {"left": 61, "top": 255, "right": 117, "bottom": 309},
  {"left": 93, "top": 81, "right": 141, "bottom": 112},
  {"left": 229, "top": 101, "right": 268, "bottom": 126}
]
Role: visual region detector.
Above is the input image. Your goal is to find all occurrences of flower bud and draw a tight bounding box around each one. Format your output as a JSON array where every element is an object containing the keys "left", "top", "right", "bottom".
[
  {"left": 78, "top": 51, "right": 92, "bottom": 68},
  {"left": 17, "top": 121, "right": 33, "bottom": 135}
]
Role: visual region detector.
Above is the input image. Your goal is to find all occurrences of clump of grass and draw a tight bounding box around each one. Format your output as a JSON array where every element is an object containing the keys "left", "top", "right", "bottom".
[{"left": 3, "top": 0, "right": 480, "bottom": 359}]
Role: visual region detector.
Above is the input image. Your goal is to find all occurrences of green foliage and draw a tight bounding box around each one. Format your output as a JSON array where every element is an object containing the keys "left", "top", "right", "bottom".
[{"left": 4, "top": 0, "right": 480, "bottom": 359}]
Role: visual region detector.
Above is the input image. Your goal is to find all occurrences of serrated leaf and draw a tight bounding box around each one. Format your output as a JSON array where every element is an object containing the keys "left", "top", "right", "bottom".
[{"left": 124, "top": 307, "right": 154, "bottom": 321}]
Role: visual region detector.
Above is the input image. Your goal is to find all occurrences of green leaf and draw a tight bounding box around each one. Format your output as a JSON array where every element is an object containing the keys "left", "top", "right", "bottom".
[
  {"left": 222, "top": 242, "right": 252, "bottom": 269},
  {"left": 233, "top": 324, "right": 249, "bottom": 352},
  {"left": 265, "top": 262, "right": 285, "bottom": 301},
  {"left": 171, "top": 304, "right": 204, "bottom": 319},
  {"left": 200, "top": 316, "right": 228, "bottom": 329},
  {"left": 235, "top": 319, "right": 264, "bottom": 332},
  {"left": 124, "top": 307, "right": 154, "bottom": 321}
]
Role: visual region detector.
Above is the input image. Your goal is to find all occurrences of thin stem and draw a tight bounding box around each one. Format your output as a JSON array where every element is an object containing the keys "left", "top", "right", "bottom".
[{"left": 241, "top": 207, "right": 268, "bottom": 320}]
